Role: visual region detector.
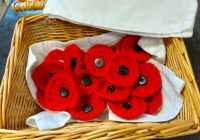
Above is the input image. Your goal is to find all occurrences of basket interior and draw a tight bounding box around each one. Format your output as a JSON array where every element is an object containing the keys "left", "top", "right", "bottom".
[{"left": 0, "top": 15, "right": 200, "bottom": 138}]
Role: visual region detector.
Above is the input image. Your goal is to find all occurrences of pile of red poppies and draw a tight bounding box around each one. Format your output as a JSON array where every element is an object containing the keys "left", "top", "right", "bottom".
[{"left": 32, "top": 35, "right": 163, "bottom": 120}]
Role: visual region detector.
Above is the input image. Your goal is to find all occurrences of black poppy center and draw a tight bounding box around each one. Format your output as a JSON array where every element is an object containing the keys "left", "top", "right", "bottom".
[
  {"left": 137, "top": 76, "right": 147, "bottom": 86},
  {"left": 123, "top": 102, "right": 132, "bottom": 110},
  {"left": 83, "top": 104, "right": 93, "bottom": 113},
  {"left": 82, "top": 76, "right": 92, "bottom": 86},
  {"left": 48, "top": 72, "right": 56, "bottom": 78},
  {"left": 71, "top": 58, "right": 77, "bottom": 68},
  {"left": 107, "top": 85, "right": 115, "bottom": 93},
  {"left": 134, "top": 44, "right": 144, "bottom": 52},
  {"left": 60, "top": 87, "right": 69, "bottom": 97},
  {"left": 118, "top": 65, "right": 129, "bottom": 75}
]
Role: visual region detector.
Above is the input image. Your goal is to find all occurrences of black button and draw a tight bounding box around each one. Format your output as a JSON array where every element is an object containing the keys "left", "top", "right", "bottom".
[
  {"left": 60, "top": 87, "right": 69, "bottom": 97},
  {"left": 118, "top": 65, "right": 129, "bottom": 75},
  {"left": 83, "top": 104, "right": 93, "bottom": 112},
  {"left": 81, "top": 76, "right": 92, "bottom": 86},
  {"left": 107, "top": 86, "right": 115, "bottom": 93},
  {"left": 134, "top": 44, "right": 144, "bottom": 52},
  {"left": 71, "top": 58, "right": 77, "bottom": 68},
  {"left": 48, "top": 72, "right": 56, "bottom": 78},
  {"left": 123, "top": 102, "right": 132, "bottom": 110},
  {"left": 137, "top": 76, "right": 147, "bottom": 85}
]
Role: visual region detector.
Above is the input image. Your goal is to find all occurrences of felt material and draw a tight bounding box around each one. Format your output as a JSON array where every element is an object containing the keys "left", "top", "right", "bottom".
[
  {"left": 32, "top": 60, "right": 65, "bottom": 90},
  {"left": 106, "top": 52, "right": 140, "bottom": 87},
  {"left": 84, "top": 44, "right": 114, "bottom": 77},
  {"left": 115, "top": 35, "right": 140, "bottom": 52},
  {"left": 120, "top": 36, "right": 152, "bottom": 62},
  {"left": 95, "top": 79, "right": 130, "bottom": 101},
  {"left": 131, "top": 62, "right": 162, "bottom": 98},
  {"left": 44, "top": 74, "right": 80, "bottom": 111},
  {"left": 145, "top": 91, "right": 163, "bottom": 115},
  {"left": 64, "top": 44, "right": 84, "bottom": 71},
  {"left": 36, "top": 89, "right": 48, "bottom": 109},
  {"left": 74, "top": 70, "right": 97, "bottom": 96},
  {"left": 108, "top": 95, "right": 147, "bottom": 119},
  {"left": 46, "top": 49, "right": 66, "bottom": 62},
  {"left": 68, "top": 95, "right": 106, "bottom": 120}
]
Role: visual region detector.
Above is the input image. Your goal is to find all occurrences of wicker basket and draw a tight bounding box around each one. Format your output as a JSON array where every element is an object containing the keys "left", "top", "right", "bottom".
[
  {"left": 12, "top": 0, "right": 46, "bottom": 12},
  {"left": 0, "top": 14, "right": 200, "bottom": 139}
]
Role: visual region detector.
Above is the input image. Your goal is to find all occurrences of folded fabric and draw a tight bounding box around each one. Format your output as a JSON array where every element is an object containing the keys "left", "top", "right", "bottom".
[
  {"left": 43, "top": 0, "right": 198, "bottom": 38},
  {"left": 26, "top": 32, "right": 183, "bottom": 130}
]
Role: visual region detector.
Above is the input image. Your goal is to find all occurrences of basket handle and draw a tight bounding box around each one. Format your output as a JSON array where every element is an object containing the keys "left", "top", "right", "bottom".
[{"left": 12, "top": 0, "right": 46, "bottom": 12}]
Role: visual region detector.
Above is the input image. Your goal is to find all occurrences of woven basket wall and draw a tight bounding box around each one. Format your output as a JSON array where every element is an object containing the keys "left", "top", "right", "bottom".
[{"left": 0, "top": 14, "right": 200, "bottom": 140}]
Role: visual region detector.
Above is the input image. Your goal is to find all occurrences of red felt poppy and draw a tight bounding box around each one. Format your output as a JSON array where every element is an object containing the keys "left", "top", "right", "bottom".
[
  {"left": 108, "top": 95, "right": 147, "bottom": 119},
  {"left": 131, "top": 63, "right": 161, "bottom": 98},
  {"left": 68, "top": 95, "right": 106, "bottom": 120},
  {"left": 32, "top": 60, "right": 65, "bottom": 90},
  {"left": 106, "top": 52, "right": 140, "bottom": 87},
  {"left": 84, "top": 44, "right": 114, "bottom": 77},
  {"left": 44, "top": 74, "right": 80, "bottom": 111},
  {"left": 95, "top": 79, "right": 130, "bottom": 101},
  {"left": 117, "top": 35, "right": 151, "bottom": 62},
  {"left": 74, "top": 70, "right": 97, "bottom": 96},
  {"left": 145, "top": 91, "right": 163, "bottom": 115},
  {"left": 64, "top": 44, "right": 84, "bottom": 71}
]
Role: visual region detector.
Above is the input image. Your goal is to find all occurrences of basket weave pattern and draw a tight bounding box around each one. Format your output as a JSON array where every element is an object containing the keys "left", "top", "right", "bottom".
[{"left": 0, "top": 14, "right": 200, "bottom": 139}]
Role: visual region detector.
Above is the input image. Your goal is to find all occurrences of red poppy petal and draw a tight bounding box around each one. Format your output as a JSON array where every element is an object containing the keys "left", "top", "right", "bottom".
[
  {"left": 106, "top": 52, "right": 140, "bottom": 87},
  {"left": 68, "top": 95, "right": 106, "bottom": 120},
  {"left": 145, "top": 91, "right": 163, "bottom": 115},
  {"left": 108, "top": 95, "right": 147, "bottom": 119},
  {"left": 32, "top": 60, "right": 65, "bottom": 90},
  {"left": 84, "top": 44, "right": 114, "bottom": 77},
  {"left": 36, "top": 89, "right": 48, "bottom": 109},
  {"left": 117, "top": 35, "right": 151, "bottom": 61},
  {"left": 44, "top": 74, "right": 80, "bottom": 111},
  {"left": 45, "top": 49, "right": 65, "bottom": 62},
  {"left": 64, "top": 44, "right": 84, "bottom": 71},
  {"left": 95, "top": 79, "right": 130, "bottom": 101},
  {"left": 74, "top": 70, "right": 97, "bottom": 96},
  {"left": 131, "top": 63, "right": 161, "bottom": 98}
]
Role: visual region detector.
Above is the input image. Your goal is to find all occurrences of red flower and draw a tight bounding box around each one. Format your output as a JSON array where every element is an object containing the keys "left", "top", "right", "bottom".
[
  {"left": 115, "top": 35, "right": 151, "bottom": 61},
  {"left": 84, "top": 44, "right": 114, "bottom": 77},
  {"left": 44, "top": 74, "right": 80, "bottom": 111},
  {"left": 68, "top": 95, "right": 106, "bottom": 120},
  {"left": 74, "top": 70, "right": 97, "bottom": 96},
  {"left": 106, "top": 52, "right": 140, "bottom": 87},
  {"left": 131, "top": 63, "right": 161, "bottom": 98},
  {"left": 64, "top": 44, "right": 84, "bottom": 71},
  {"left": 36, "top": 89, "right": 48, "bottom": 109},
  {"left": 145, "top": 91, "right": 163, "bottom": 115},
  {"left": 32, "top": 60, "right": 65, "bottom": 90},
  {"left": 95, "top": 79, "right": 130, "bottom": 101},
  {"left": 108, "top": 95, "right": 147, "bottom": 119}
]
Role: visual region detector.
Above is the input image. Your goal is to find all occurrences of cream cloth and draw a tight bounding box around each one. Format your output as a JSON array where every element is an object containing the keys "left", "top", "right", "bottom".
[
  {"left": 43, "top": 0, "right": 198, "bottom": 38},
  {"left": 26, "top": 32, "right": 184, "bottom": 130}
]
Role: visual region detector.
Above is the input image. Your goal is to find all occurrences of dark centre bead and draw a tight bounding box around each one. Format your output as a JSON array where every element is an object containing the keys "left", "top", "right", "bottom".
[
  {"left": 81, "top": 76, "right": 92, "bottom": 86},
  {"left": 123, "top": 102, "right": 132, "bottom": 110},
  {"left": 118, "top": 65, "right": 129, "bottom": 75},
  {"left": 137, "top": 76, "right": 147, "bottom": 86},
  {"left": 94, "top": 58, "right": 104, "bottom": 68},
  {"left": 107, "top": 85, "right": 115, "bottom": 93},
  {"left": 83, "top": 104, "right": 93, "bottom": 113},
  {"left": 60, "top": 87, "right": 69, "bottom": 97},
  {"left": 71, "top": 58, "right": 77, "bottom": 68},
  {"left": 48, "top": 72, "right": 56, "bottom": 78}
]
